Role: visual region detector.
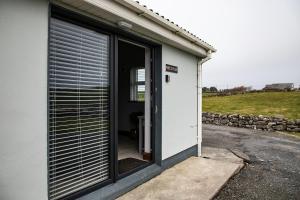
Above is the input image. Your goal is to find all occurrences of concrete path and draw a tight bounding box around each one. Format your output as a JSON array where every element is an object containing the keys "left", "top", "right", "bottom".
[
  {"left": 118, "top": 147, "right": 244, "bottom": 200},
  {"left": 203, "top": 124, "right": 300, "bottom": 200}
]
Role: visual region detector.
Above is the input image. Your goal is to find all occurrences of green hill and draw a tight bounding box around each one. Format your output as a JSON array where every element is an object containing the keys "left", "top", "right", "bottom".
[{"left": 203, "top": 92, "right": 300, "bottom": 120}]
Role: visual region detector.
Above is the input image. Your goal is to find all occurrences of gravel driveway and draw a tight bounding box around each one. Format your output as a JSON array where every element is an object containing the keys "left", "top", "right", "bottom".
[{"left": 202, "top": 124, "right": 300, "bottom": 200}]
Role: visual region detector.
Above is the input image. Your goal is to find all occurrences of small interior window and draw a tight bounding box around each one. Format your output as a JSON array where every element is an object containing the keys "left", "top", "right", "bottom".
[{"left": 130, "top": 68, "right": 145, "bottom": 102}]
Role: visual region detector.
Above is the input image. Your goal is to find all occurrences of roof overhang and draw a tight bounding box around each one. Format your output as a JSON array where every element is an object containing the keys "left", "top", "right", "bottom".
[{"left": 52, "top": 0, "right": 216, "bottom": 57}]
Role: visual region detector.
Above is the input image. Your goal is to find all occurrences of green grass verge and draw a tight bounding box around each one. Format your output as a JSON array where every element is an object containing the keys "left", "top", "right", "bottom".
[
  {"left": 288, "top": 132, "right": 300, "bottom": 137},
  {"left": 203, "top": 92, "right": 300, "bottom": 120},
  {"left": 277, "top": 131, "right": 300, "bottom": 138},
  {"left": 203, "top": 92, "right": 218, "bottom": 97}
]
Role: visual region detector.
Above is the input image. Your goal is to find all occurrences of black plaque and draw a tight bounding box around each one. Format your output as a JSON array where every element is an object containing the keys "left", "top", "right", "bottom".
[{"left": 166, "top": 64, "right": 178, "bottom": 73}]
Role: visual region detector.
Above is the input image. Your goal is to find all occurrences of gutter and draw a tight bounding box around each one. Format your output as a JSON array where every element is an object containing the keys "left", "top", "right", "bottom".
[{"left": 197, "top": 50, "right": 212, "bottom": 156}]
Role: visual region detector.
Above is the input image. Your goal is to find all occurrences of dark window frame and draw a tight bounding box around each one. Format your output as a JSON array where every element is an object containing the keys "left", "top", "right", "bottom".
[
  {"left": 48, "top": 4, "right": 162, "bottom": 200},
  {"left": 48, "top": 17, "right": 112, "bottom": 200},
  {"left": 130, "top": 67, "right": 146, "bottom": 102}
]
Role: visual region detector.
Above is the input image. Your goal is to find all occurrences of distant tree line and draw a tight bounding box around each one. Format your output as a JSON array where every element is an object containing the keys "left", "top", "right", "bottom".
[
  {"left": 203, "top": 86, "right": 250, "bottom": 94},
  {"left": 202, "top": 86, "right": 218, "bottom": 93},
  {"left": 203, "top": 83, "right": 299, "bottom": 97}
]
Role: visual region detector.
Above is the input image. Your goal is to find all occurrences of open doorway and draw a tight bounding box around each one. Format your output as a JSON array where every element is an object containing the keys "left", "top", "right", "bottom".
[{"left": 117, "top": 40, "right": 152, "bottom": 176}]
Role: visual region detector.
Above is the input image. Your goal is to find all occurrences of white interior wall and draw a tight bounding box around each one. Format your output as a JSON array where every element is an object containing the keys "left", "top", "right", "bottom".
[
  {"left": 161, "top": 44, "right": 198, "bottom": 160},
  {"left": 0, "top": 1, "right": 48, "bottom": 200}
]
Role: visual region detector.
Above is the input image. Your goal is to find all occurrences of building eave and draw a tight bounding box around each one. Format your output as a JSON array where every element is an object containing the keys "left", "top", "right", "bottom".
[
  {"left": 53, "top": 0, "right": 216, "bottom": 57},
  {"left": 114, "top": 0, "right": 217, "bottom": 53}
]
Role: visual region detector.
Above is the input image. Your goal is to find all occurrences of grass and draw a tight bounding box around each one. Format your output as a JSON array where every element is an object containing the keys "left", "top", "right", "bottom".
[
  {"left": 203, "top": 92, "right": 300, "bottom": 120},
  {"left": 287, "top": 132, "right": 300, "bottom": 137},
  {"left": 277, "top": 131, "right": 300, "bottom": 138},
  {"left": 203, "top": 92, "right": 218, "bottom": 97}
]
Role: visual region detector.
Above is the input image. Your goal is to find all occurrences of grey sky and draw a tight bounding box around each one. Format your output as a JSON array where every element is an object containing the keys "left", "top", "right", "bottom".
[{"left": 138, "top": 0, "right": 300, "bottom": 89}]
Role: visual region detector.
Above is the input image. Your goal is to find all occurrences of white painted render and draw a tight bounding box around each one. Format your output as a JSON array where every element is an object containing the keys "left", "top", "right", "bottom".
[
  {"left": 0, "top": 0, "right": 49, "bottom": 200},
  {"left": 161, "top": 44, "right": 198, "bottom": 160},
  {"left": 0, "top": 1, "right": 206, "bottom": 199}
]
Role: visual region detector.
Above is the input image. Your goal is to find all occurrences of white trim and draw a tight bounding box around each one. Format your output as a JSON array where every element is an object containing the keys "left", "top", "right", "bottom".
[
  {"left": 114, "top": 0, "right": 216, "bottom": 52},
  {"left": 53, "top": 0, "right": 215, "bottom": 57}
]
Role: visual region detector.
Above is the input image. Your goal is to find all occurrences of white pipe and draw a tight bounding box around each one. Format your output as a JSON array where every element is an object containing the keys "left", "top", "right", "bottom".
[{"left": 197, "top": 51, "right": 212, "bottom": 156}]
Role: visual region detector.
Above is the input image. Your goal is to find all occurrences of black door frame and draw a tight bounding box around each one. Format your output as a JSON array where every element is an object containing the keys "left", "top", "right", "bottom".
[
  {"left": 114, "top": 37, "right": 155, "bottom": 180},
  {"left": 49, "top": 4, "right": 162, "bottom": 200}
]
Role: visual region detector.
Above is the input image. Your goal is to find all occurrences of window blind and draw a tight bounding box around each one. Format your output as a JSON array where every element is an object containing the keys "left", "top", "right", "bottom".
[{"left": 49, "top": 18, "right": 110, "bottom": 200}]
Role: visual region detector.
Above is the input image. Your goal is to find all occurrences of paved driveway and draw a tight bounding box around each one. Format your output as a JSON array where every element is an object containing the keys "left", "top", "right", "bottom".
[{"left": 203, "top": 124, "right": 300, "bottom": 200}]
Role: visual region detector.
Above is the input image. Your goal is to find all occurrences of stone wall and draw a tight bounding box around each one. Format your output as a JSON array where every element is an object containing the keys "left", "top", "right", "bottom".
[{"left": 202, "top": 112, "right": 300, "bottom": 132}]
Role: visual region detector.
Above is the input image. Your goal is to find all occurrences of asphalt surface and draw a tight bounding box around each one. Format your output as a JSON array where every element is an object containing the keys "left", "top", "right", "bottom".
[{"left": 202, "top": 124, "right": 300, "bottom": 200}]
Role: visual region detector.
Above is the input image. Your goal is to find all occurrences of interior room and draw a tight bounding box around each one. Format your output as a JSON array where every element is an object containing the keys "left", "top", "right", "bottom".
[{"left": 117, "top": 40, "right": 151, "bottom": 175}]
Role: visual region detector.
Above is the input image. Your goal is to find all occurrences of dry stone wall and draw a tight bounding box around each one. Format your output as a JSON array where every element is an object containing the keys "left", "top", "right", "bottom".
[{"left": 202, "top": 112, "right": 300, "bottom": 132}]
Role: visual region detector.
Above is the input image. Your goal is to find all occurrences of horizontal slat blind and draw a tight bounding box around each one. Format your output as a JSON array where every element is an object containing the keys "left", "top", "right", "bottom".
[{"left": 49, "top": 18, "right": 110, "bottom": 200}]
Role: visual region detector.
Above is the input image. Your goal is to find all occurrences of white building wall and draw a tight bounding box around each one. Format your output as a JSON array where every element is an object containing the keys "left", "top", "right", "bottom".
[
  {"left": 161, "top": 44, "right": 198, "bottom": 160},
  {"left": 0, "top": 1, "right": 201, "bottom": 198},
  {"left": 0, "top": 1, "right": 49, "bottom": 200}
]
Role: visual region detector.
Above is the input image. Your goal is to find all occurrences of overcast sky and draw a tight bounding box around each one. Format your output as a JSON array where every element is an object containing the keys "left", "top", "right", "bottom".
[{"left": 138, "top": 0, "right": 300, "bottom": 89}]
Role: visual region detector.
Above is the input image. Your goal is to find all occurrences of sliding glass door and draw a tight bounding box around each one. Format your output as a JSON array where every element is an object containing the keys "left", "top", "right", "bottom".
[
  {"left": 48, "top": 18, "right": 111, "bottom": 200},
  {"left": 47, "top": 15, "right": 157, "bottom": 199}
]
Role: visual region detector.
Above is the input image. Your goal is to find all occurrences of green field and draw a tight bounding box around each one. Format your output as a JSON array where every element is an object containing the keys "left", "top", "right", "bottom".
[
  {"left": 203, "top": 92, "right": 300, "bottom": 120},
  {"left": 202, "top": 92, "right": 218, "bottom": 97}
]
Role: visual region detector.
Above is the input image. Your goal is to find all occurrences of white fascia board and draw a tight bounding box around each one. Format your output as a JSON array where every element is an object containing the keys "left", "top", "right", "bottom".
[
  {"left": 56, "top": 0, "right": 211, "bottom": 57},
  {"left": 115, "top": 0, "right": 216, "bottom": 53}
]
